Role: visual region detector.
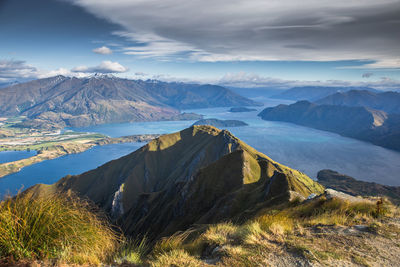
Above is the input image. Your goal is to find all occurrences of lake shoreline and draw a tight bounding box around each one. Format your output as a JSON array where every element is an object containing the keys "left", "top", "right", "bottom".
[{"left": 0, "top": 134, "right": 159, "bottom": 178}]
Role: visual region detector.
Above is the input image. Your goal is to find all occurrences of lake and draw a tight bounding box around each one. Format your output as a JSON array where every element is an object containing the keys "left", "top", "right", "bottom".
[
  {"left": 0, "top": 150, "right": 37, "bottom": 164},
  {"left": 0, "top": 143, "right": 143, "bottom": 197},
  {"left": 1, "top": 98, "right": 400, "bottom": 197}
]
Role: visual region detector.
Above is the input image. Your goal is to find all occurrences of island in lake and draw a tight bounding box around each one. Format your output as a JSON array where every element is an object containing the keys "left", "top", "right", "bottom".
[
  {"left": 229, "top": 107, "right": 257, "bottom": 112},
  {"left": 192, "top": 118, "right": 248, "bottom": 127}
]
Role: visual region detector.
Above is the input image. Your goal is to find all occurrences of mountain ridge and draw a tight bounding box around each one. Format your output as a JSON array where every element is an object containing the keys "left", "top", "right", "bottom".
[
  {"left": 26, "top": 125, "right": 323, "bottom": 240},
  {"left": 0, "top": 76, "right": 260, "bottom": 129},
  {"left": 315, "top": 89, "right": 400, "bottom": 114},
  {"left": 271, "top": 86, "right": 380, "bottom": 101},
  {"left": 258, "top": 101, "right": 400, "bottom": 151}
]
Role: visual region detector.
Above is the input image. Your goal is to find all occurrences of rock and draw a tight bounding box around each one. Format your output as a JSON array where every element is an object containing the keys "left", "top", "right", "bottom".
[
  {"left": 307, "top": 193, "right": 317, "bottom": 200},
  {"left": 353, "top": 225, "right": 368, "bottom": 231},
  {"left": 324, "top": 189, "right": 371, "bottom": 203}
]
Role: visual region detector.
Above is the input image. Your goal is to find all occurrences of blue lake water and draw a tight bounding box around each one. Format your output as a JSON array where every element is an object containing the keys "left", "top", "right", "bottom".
[
  {"left": 0, "top": 143, "right": 143, "bottom": 197},
  {"left": 1, "top": 98, "right": 400, "bottom": 197},
  {"left": 0, "top": 150, "right": 37, "bottom": 164}
]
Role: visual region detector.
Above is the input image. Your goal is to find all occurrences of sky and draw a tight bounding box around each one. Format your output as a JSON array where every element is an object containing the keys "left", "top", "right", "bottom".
[{"left": 1, "top": 0, "right": 400, "bottom": 89}]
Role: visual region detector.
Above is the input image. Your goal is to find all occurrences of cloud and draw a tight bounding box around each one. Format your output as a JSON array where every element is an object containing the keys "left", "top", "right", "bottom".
[
  {"left": 39, "top": 68, "right": 90, "bottom": 79},
  {"left": 218, "top": 72, "right": 295, "bottom": 89},
  {"left": 68, "top": 0, "right": 400, "bottom": 68},
  {"left": 362, "top": 72, "right": 374, "bottom": 78},
  {"left": 0, "top": 59, "right": 128, "bottom": 82},
  {"left": 71, "top": 61, "right": 128, "bottom": 73},
  {"left": 93, "top": 46, "right": 113, "bottom": 55},
  {"left": 0, "top": 59, "right": 90, "bottom": 82},
  {"left": 0, "top": 59, "right": 39, "bottom": 80},
  {"left": 134, "top": 72, "right": 147, "bottom": 76},
  {"left": 138, "top": 71, "right": 400, "bottom": 91},
  {"left": 216, "top": 72, "right": 400, "bottom": 91}
]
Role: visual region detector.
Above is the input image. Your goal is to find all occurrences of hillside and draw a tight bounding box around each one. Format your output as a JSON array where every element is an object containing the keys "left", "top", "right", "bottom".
[
  {"left": 272, "top": 86, "right": 379, "bottom": 101},
  {"left": 315, "top": 89, "right": 400, "bottom": 114},
  {"left": 27, "top": 125, "right": 323, "bottom": 240},
  {"left": 318, "top": 169, "right": 400, "bottom": 204},
  {"left": 0, "top": 75, "right": 259, "bottom": 129},
  {"left": 258, "top": 101, "right": 400, "bottom": 151}
]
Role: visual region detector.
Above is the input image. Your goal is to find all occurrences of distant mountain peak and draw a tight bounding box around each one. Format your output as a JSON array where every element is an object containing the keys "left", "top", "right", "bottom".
[{"left": 90, "top": 73, "right": 117, "bottom": 79}]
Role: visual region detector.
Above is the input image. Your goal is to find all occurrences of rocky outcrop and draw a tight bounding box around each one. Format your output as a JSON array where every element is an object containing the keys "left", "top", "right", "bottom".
[{"left": 324, "top": 189, "right": 372, "bottom": 203}]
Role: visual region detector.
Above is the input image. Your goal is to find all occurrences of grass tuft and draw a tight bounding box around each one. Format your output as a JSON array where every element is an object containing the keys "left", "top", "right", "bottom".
[
  {"left": 153, "top": 231, "right": 192, "bottom": 255},
  {"left": 257, "top": 213, "right": 294, "bottom": 235},
  {"left": 114, "top": 236, "right": 149, "bottom": 265},
  {"left": 150, "top": 249, "right": 206, "bottom": 267},
  {"left": 0, "top": 193, "right": 120, "bottom": 265},
  {"left": 201, "top": 222, "right": 238, "bottom": 246}
]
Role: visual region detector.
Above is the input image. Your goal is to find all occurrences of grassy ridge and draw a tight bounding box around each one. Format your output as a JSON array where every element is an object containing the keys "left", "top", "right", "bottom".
[
  {"left": 144, "top": 196, "right": 396, "bottom": 266},
  {"left": 0, "top": 192, "right": 397, "bottom": 266}
]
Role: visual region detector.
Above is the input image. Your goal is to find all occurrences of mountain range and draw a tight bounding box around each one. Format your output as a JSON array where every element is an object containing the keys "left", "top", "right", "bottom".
[
  {"left": 0, "top": 75, "right": 260, "bottom": 129},
  {"left": 27, "top": 125, "right": 323, "bottom": 240},
  {"left": 258, "top": 101, "right": 400, "bottom": 151},
  {"left": 315, "top": 90, "right": 400, "bottom": 114},
  {"left": 271, "top": 86, "right": 380, "bottom": 101}
]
